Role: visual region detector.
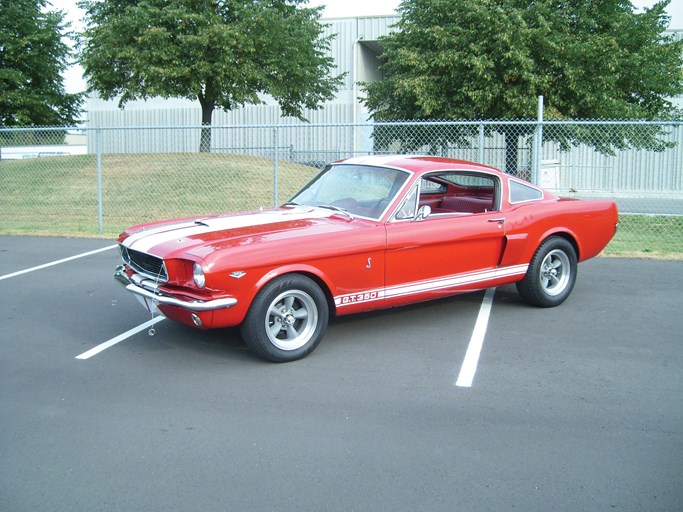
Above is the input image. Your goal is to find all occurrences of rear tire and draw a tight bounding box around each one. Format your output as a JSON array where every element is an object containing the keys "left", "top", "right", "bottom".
[
  {"left": 516, "top": 236, "right": 577, "bottom": 307},
  {"left": 240, "top": 274, "right": 329, "bottom": 362}
]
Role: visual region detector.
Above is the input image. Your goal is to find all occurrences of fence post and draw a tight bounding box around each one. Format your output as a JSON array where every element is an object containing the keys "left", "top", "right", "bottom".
[
  {"left": 478, "top": 123, "right": 485, "bottom": 164},
  {"left": 273, "top": 126, "right": 279, "bottom": 208},
  {"left": 96, "top": 128, "right": 103, "bottom": 233},
  {"left": 532, "top": 95, "right": 544, "bottom": 185}
]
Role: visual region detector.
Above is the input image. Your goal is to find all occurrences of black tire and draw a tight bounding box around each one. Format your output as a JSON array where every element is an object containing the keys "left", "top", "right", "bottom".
[
  {"left": 516, "top": 236, "right": 578, "bottom": 308},
  {"left": 240, "top": 274, "right": 329, "bottom": 362}
]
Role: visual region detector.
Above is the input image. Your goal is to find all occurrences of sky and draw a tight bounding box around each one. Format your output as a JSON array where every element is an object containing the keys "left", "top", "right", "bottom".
[{"left": 49, "top": 0, "right": 683, "bottom": 94}]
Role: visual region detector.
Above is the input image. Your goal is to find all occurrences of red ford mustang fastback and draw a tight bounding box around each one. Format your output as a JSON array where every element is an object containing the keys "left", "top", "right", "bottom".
[{"left": 115, "top": 155, "right": 618, "bottom": 362}]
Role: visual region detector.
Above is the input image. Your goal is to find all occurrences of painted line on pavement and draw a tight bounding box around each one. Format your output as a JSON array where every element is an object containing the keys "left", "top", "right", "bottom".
[
  {"left": 76, "top": 317, "right": 166, "bottom": 360},
  {"left": 0, "top": 245, "right": 117, "bottom": 281},
  {"left": 456, "top": 287, "right": 496, "bottom": 388}
]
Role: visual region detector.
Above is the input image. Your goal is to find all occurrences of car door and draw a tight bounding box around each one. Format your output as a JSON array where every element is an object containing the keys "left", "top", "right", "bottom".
[{"left": 383, "top": 172, "right": 506, "bottom": 306}]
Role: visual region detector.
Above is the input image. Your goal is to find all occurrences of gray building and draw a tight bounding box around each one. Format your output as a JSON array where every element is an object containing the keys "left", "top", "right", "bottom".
[{"left": 85, "top": 18, "right": 683, "bottom": 129}]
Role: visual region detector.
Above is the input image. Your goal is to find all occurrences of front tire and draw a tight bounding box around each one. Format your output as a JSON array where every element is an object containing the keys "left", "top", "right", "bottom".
[
  {"left": 240, "top": 274, "right": 329, "bottom": 362},
  {"left": 516, "top": 236, "right": 577, "bottom": 307}
]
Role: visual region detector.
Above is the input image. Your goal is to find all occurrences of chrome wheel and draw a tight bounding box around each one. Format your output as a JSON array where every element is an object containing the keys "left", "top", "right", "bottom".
[
  {"left": 517, "top": 236, "right": 578, "bottom": 308},
  {"left": 242, "top": 274, "right": 329, "bottom": 362},
  {"left": 265, "top": 290, "right": 319, "bottom": 351},
  {"left": 539, "top": 249, "right": 571, "bottom": 296}
]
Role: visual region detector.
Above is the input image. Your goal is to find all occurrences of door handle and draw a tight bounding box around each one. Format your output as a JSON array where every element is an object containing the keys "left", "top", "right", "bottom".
[{"left": 488, "top": 217, "right": 505, "bottom": 223}]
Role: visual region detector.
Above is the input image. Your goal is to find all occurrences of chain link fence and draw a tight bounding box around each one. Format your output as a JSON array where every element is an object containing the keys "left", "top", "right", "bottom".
[{"left": 1, "top": 121, "right": 681, "bottom": 255}]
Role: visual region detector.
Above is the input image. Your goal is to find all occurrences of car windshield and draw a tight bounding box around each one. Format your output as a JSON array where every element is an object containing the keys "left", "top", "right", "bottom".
[{"left": 288, "top": 164, "right": 410, "bottom": 220}]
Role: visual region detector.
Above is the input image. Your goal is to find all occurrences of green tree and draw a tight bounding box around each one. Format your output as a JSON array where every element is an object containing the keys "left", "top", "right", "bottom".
[
  {"left": 362, "top": 0, "right": 683, "bottom": 173},
  {"left": 78, "top": 0, "right": 345, "bottom": 152},
  {"left": 0, "top": 0, "right": 83, "bottom": 130}
]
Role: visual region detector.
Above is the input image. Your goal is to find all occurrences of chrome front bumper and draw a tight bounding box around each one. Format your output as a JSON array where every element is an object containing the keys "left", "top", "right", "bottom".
[{"left": 114, "top": 265, "right": 237, "bottom": 312}]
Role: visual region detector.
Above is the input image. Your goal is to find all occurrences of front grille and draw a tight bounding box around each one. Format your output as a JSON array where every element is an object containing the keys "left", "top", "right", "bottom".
[{"left": 119, "top": 245, "right": 168, "bottom": 282}]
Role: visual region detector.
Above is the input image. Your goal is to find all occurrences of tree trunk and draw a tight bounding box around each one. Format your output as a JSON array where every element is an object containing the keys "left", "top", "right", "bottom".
[{"left": 200, "top": 101, "right": 213, "bottom": 153}]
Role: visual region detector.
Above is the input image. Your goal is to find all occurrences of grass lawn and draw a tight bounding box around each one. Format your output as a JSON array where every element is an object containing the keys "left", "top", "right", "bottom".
[
  {"left": 602, "top": 214, "right": 683, "bottom": 258},
  {"left": 1, "top": 153, "right": 681, "bottom": 258},
  {"left": 0, "top": 153, "right": 318, "bottom": 237}
]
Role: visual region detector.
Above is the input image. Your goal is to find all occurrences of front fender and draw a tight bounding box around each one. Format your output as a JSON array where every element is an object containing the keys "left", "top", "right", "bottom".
[{"left": 252, "top": 264, "right": 337, "bottom": 305}]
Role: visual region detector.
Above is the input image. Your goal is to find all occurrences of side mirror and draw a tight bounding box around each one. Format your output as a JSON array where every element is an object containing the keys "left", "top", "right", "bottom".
[{"left": 414, "top": 205, "right": 431, "bottom": 221}]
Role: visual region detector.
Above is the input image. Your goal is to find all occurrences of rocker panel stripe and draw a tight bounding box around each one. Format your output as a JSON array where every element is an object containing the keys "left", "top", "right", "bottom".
[{"left": 334, "top": 264, "right": 528, "bottom": 307}]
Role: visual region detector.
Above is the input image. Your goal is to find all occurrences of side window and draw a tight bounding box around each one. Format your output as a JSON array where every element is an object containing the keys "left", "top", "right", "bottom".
[
  {"left": 426, "top": 171, "right": 499, "bottom": 214},
  {"left": 395, "top": 185, "right": 418, "bottom": 220},
  {"left": 509, "top": 180, "right": 543, "bottom": 203}
]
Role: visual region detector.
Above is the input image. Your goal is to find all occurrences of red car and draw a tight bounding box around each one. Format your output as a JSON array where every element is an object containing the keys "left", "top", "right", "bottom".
[{"left": 114, "top": 155, "right": 618, "bottom": 362}]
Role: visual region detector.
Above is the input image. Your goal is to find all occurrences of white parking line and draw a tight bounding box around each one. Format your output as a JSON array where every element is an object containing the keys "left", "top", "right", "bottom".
[
  {"left": 76, "top": 317, "right": 166, "bottom": 360},
  {"left": 0, "top": 245, "right": 117, "bottom": 281},
  {"left": 456, "top": 287, "right": 496, "bottom": 388}
]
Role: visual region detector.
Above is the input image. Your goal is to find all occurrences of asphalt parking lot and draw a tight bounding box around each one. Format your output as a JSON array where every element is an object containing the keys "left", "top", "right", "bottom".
[{"left": 1, "top": 236, "right": 681, "bottom": 512}]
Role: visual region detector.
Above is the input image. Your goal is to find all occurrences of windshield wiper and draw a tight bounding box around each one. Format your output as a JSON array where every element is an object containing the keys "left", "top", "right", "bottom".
[{"left": 317, "top": 204, "right": 354, "bottom": 220}]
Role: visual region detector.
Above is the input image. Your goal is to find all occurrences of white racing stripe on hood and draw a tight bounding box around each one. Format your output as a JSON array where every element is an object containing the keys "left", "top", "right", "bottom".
[
  {"left": 122, "top": 220, "right": 198, "bottom": 250},
  {"left": 123, "top": 208, "right": 332, "bottom": 254}
]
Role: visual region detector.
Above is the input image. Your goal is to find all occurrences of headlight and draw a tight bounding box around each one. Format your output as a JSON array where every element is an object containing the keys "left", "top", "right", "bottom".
[{"left": 193, "top": 262, "right": 206, "bottom": 288}]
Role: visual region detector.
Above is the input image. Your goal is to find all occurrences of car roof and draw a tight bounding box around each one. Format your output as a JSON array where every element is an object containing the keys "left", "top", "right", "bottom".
[{"left": 338, "top": 155, "right": 502, "bottom": 174}]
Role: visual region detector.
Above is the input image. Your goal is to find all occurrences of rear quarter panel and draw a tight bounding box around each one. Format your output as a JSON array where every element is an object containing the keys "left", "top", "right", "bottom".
[{"left": 502, "top": 198, "right": 618, "bottom": 265}]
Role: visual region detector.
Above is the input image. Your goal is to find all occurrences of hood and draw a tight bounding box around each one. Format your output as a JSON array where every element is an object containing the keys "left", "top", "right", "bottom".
[{"left": 120, "top": 206, "right": 348, "bottom": 259}]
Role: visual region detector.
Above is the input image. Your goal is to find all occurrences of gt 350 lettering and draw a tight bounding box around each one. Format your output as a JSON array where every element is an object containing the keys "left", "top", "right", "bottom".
[{"left": 341, "top": 291, "right": 379, "bottom": 304}]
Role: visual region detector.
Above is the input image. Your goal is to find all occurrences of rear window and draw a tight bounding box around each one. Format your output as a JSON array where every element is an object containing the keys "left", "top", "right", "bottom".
[{"left": 509, "top": 180, "right": 543, "bottom": 203}]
